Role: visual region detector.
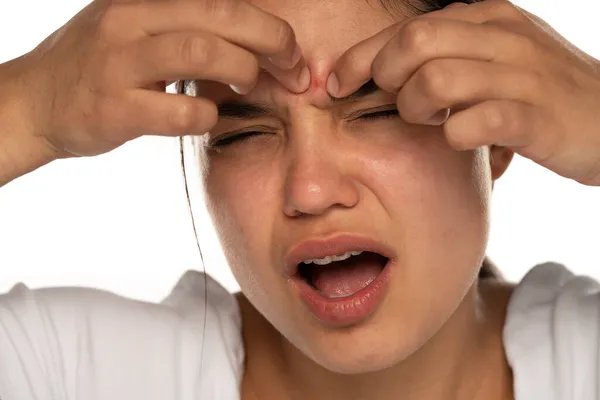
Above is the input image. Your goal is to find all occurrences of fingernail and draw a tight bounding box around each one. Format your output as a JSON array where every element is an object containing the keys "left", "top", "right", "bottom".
[
  {"left": 326, "top": 72, "right": 339, "bottom": 97},
  {"left": 423, "top": 108, "right": 451, "bottom": 126},
  {"left": 298, "top": 66, "right": 311, "bottom": 92},
  {"left": 229, "top": 84, "right": 250, "bottom": 95}
]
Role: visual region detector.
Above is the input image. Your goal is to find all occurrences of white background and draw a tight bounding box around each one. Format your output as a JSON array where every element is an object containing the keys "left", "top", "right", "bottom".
[{"left": 1, "top": 0, "right": 599, "bottom": 302}]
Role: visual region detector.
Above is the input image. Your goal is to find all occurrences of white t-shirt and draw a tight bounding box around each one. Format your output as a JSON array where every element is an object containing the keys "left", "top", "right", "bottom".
[{"left": 0, "top": 262, "right": 598, "bottom": 400}]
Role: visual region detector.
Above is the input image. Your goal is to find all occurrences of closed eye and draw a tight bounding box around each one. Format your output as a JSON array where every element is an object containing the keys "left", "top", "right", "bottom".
[
  {"left": 358, "top": 108, "right": 399, "bottom": 121},
  {"left": 211, "top": 108, "right": 400, "bottom": 147},
  {"left": 211, "top": 131, "right": 264, "bottom": 147}
]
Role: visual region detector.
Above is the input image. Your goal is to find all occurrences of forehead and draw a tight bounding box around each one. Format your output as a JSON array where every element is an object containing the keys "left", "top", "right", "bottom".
[
  {"left": 192, "top": 0, "right": 418, "bottom": 105},
  {"left": 248, "top": 0, "right": 401, "bottom": 59}
]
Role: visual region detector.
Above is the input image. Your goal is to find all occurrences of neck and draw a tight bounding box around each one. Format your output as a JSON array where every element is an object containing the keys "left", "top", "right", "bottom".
[{"left": 239, "top": 280, "right": 514, "bottom": 400}]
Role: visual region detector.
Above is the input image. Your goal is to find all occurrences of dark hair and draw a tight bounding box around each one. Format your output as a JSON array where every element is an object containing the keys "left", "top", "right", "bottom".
[
  {"left": 380, "top": 0, "right": 484, "bottom": 15},
  {"left": 175, "top": 0, "right": 500, "bottom": 284}
]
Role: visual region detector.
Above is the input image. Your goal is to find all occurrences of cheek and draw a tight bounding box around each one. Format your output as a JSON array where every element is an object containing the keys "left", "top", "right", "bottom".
[
  {"left": 355, "top": 123, "right": 491, "bottom": 215},
  {"left": 388, "top": 148, "right": 490, "bottom": 235},
  {"left": 203, "top": 153, "right": 282, "bottom": 292},
  {"left": 354, "top": 128, "right": 491, "bottom": 269},
  {"left": 202, "top": 125, "right": 491, "bottom": 293}
]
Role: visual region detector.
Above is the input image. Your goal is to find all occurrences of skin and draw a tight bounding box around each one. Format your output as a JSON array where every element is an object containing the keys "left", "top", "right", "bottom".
[
  {"left": 196, "top": 1, "right": 515, "bottom": 399},
  {"left": 2, "top": 0, "right": 600, "bottom": 398},
  {"left": 0, "top": 0, "right": 307, "bottom": 186}
]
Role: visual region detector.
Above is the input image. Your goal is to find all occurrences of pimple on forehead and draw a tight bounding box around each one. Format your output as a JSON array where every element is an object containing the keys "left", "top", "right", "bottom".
[
  {"left": 311, "top": 76, "right": 322, "bottom": 90},
  {"left": 306, "top": 59, "right": 332, "bottom": 92}
]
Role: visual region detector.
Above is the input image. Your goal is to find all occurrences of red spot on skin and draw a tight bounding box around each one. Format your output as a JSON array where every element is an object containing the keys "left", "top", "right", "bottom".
[{"left": 312, "top": 77, "right": 321, "bottom": 90}]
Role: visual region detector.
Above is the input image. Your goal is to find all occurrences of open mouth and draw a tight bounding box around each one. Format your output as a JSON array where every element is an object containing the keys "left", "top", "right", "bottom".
[{"left": 296, "top": 251, "right": 389, "bottom": 299}]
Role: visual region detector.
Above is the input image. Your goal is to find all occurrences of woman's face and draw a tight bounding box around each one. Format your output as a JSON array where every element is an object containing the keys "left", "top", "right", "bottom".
[{"left": 199, "top": 0, "right": 512, "bottom": 374}]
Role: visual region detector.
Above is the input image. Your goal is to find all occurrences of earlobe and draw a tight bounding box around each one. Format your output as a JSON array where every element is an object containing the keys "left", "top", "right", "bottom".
[{"left": 489, "top": 145, "right": 514, "bottom": 181}]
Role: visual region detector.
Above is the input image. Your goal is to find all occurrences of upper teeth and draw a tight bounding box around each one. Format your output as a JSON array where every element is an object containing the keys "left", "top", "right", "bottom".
[{"left": 302, "top": 251, "right": 363, "bottom": 266}]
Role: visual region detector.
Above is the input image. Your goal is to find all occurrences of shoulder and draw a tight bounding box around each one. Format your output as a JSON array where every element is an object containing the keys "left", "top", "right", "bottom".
[
  {"left": 504, "top": 262, "right": 600, "bottom": 400},
  {"left": 0, "top": 271, "right": 244, "bottom": 400}
]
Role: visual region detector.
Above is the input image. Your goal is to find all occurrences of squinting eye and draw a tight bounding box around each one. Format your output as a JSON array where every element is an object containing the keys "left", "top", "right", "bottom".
[
  {"left": 212, "top": 131, "right": 264, "bottom": 147},
  {"left": 359, "top": 108, "right": 399, "bottom": 121}
]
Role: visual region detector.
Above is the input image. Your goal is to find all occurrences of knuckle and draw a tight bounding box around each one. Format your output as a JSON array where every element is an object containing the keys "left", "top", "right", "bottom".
[
  {"left": 98, "top": 4, "right": 128, "bottom": 40},
  {"left": 200, "top": 0, "right": 237, "bottom": 20},
  {"left": 179, "top": 35, "right": 214, "bottom": 67},
  {"left": 270, "top": 20, "right": 295, "bottom": 54},
  {"left": 520, "top": 70, "right": 545, "bottom": 100},
  {"left": 418, "top": 60, "right": 452, "bottom": 97},
  {"left": 399, "top": 19, "right": 439, "bottom": 54},
  {"left": 168, "top": 100, "right": 197, "bottom": 133},
  {"left": 510, "top": 33, "right": 539, "bottom": 60},
  {"left": 482, "top": 103, "right": 509, "bottom": 131},
  {"left": 344, "top": 51, "right": 371, "bottom": 78},
  {"left": 493, "top": 0, "right": 520, "bottom": 18}
]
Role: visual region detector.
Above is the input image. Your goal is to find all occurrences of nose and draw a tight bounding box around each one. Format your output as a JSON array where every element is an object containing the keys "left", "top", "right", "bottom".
[
  {"left": 283, "top": 146, "right": 360, "bottom": 218},
  {"left": 279, "top": 60, "right": 360, "bottom": 217},
  {"left": 301, "top": 60, "right": 335, "bottom": 108}
]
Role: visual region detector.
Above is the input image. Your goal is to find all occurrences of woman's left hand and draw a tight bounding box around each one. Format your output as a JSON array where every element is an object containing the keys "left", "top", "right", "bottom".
[{"left": 327, "top": 0, "right": 600, "bottom": 186}]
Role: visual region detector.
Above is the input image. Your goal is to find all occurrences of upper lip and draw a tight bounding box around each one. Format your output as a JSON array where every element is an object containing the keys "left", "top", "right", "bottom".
[{"left": 284, "top": 233, "right": 395, "bottom": 277}]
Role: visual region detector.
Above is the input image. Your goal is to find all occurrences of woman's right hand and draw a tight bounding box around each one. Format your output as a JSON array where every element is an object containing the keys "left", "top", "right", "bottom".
[{"left": 8, "top": 0, "right": 308, "bottom": 160}]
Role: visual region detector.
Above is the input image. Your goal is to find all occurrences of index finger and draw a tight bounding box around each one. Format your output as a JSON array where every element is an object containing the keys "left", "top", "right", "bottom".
[
  {"left": 327, "top": 1, "right": 495, "bottom": 98},
  {"left": 122, "top": 0, "right": 302, "bottom": 70}
]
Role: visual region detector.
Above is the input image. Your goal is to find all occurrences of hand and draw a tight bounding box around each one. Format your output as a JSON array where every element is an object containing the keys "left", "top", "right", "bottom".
[
  {"left": 14, "top": 0, "right": 309, "bottom": 159},
  {"left": 327, "top": 0, "right": 600, "bottom": 186}
]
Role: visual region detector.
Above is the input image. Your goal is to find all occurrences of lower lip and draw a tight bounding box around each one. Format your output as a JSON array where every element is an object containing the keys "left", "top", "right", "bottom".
[{"left": 289, "top": 260, "right": 393, "bottom": 327}]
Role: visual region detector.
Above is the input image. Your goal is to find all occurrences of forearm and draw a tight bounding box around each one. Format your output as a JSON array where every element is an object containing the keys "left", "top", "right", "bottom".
[{"left": 0, "top": 57, "right": 57, "bottom": 188}]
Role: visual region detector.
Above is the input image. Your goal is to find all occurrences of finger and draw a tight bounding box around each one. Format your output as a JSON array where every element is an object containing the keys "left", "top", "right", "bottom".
[
  {"left": 262, "top": 57, "right": 311, "bottom": 94},
  {"left": 124, "top": 31, "right": 260, "bottom": 94},
  {"left": 423, "top": 108, "right": 451, "bottom": 126},
  {"left": 325, "top": 2, "right": 476, "bottom": 97},
  {"left": 396, "top": 59, "right": 540, "bottom": 125},
  {"left": 121, "top": 0, "right": 302, "bottom": 70},
  {"left": 116, "top": 90, "right": 218, "bottom": 140},
  {"left": 326, "top": 23, "right": 402, "bottom": 97},
  {"left": 444, "top": 2, "right": 469, "bottom": 10},
  {"left": 327, "top": 0, "right": 522, "bottom": 97},
  {"left": 443, "top": 99, "right": 541, "bottom": 151},
  {"left": 424, "top": 0, "right": 521, "bottom": 24},
  {"left": 373, "top": 18, "right": 543, "bottom": 93}
]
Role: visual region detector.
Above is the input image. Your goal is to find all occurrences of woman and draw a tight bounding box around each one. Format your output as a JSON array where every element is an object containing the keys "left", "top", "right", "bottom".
[{"left": 1, "top": 0, "right": 599, "bottom": 398}]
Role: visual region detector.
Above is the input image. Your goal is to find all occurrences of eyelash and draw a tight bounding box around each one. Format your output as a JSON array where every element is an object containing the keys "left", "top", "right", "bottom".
[
  {"left": 212, "top": 108, "right": 399, "bottom": 147},
  {"left": 356, "top": 108, "right": 399, "bottom": 121}
]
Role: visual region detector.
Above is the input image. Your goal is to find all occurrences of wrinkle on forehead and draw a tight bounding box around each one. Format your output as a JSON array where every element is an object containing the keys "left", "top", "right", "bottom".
[
  {"left": 185, "top": 0, "right": 429, "bottom": 108},
  {"left": 248, "top": 0, "right": 397, "bottom": 56}
]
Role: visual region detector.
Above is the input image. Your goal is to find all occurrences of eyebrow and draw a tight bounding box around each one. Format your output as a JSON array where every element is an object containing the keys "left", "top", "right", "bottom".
[
  {"left": 329, "top": 79, "right": 381, "bottom": 104},
  {"left": 217, "top": 101, "right": 273, "bottom": 120},
  {"left": 216, "top": 79, "right": 382, "bottom": 119}
]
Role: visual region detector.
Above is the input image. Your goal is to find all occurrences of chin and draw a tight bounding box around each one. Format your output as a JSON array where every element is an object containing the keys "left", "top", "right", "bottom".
[
  {"left": 311, "top": 337, "right": 413, "bottom": 375},
  {"left": 296, "top": 314, "right": 427, "bottom": 375}
]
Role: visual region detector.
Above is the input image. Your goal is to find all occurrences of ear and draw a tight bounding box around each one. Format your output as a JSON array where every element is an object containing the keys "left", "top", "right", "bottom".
[{"left": 489, "top": 145, "right": 514, "bottom": 181}]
